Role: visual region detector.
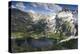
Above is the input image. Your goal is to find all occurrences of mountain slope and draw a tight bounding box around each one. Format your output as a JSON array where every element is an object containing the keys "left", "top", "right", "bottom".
[
  {"left": 10, "top": 8, "right": 51, "bottom": 32},
  {"left": 10, "top": 8, "right": 33, "bottom": 32}
]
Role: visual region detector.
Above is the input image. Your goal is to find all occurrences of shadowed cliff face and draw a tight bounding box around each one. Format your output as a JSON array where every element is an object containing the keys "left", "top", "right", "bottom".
[{"left": 10, "top": 8, "right": 33, "bottom": 32}]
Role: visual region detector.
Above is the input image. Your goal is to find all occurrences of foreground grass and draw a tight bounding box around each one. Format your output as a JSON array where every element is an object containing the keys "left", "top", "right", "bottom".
[{"left": 11, "top": 32, "right": 68, "bottom": 40}]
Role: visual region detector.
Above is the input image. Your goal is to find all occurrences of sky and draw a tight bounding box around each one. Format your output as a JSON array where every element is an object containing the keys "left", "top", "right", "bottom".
[
  {"left": 58, "top": 4, "right": 78, "bottom": 11},
  {"left": 10, "top": 1, "right": 78, "bottom": 15}
]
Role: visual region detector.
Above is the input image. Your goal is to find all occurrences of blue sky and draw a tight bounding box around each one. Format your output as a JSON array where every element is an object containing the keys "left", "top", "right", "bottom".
[
  {"left": 57, "top": 4, "right": 78, "bottom": 11},
  {"left": 10, "top": 1, "right": 78, "bottom": 15}
]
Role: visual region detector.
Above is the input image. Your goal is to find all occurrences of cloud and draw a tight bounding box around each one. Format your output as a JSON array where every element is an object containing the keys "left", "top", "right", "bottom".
[
  {"left": 44, "top": 4, "right": 62, "bottom": 13},
  {"left": 28, "top": 10, "right": 36, "bottom": 13},
  {"left": 11, "top": 5, "right": 16, "bottom": 8},
  {"left": 11, "top": 2, "right": 62, "bottom": 15},
  {"left": 15, "top": 2, "right": 26, "bottom": 11},
  {"left": 31, "top": 3, "right": 37, "bottom": 7},
  {"left": 51, "top": 5, "right": 62, "bottom": 12},
  {"left": 31, "top": 3, "right": 62, "bottom": 14}
]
